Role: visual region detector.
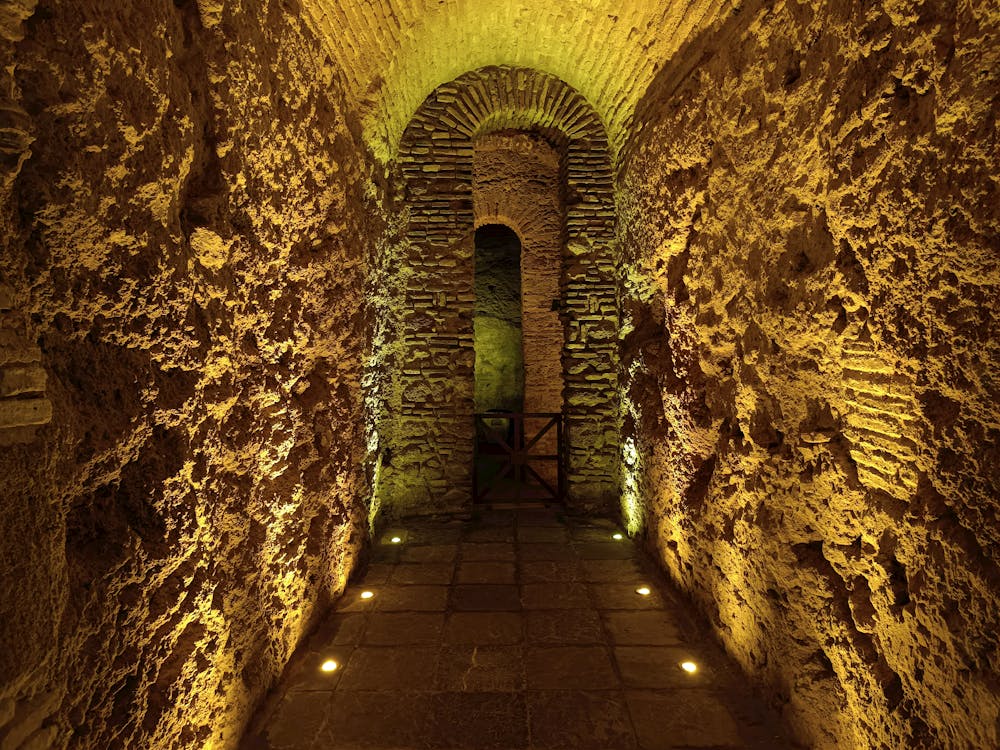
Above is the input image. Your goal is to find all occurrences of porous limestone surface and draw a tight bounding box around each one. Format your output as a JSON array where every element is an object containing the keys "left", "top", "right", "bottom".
[
  {"left": 0, "top": 1, "right": 379, "bottom": 747},
  {"left": 618, "top": 1, "right": 999, "bottom": 748}
]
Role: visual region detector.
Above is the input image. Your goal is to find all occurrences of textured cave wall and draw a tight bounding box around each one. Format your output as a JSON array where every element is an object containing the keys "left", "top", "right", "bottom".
[
  {"left": 618, "top": 0, "right": 999, "bottom": 748},
  {"left": 0, "top": 0, "right": 379, "bottom": 747}
]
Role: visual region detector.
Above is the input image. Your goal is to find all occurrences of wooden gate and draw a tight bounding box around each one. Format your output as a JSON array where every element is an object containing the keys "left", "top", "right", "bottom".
[{"left": 473, "top": 412, "right": 565, "bottom": 503}]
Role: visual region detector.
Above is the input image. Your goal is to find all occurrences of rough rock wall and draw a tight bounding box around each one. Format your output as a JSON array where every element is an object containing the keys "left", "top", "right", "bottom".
[
  {"left": 0, "top": 1, "right": 378, "bottom": 747},
  {"left": 618, "top": 0, "right": 999, "bottom": 748}
]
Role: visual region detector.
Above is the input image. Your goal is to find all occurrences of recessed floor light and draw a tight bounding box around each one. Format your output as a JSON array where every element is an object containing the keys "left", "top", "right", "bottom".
[
  {"left": 390, "top": 536, "right": 402, "bottom": 544},
  {"left": 635, "top": 586, "right": 651, "bottom": 596},
  {"left": 680, "top": 661, "right": 698, "bottom": 674},
  {"left": 612, "top": 533, "right": 624, "bottom": 540},
  {"left": 360, "top": 591, "right": 375, "bottom": 600},
  {"left": 321, "top": 660, "right": 339, "bottom": 673}
]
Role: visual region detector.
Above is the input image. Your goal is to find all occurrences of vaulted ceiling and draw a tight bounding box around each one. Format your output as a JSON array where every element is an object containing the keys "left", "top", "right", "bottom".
[{"left": 301, "top": 0, "right": 731, "bottom": 160}]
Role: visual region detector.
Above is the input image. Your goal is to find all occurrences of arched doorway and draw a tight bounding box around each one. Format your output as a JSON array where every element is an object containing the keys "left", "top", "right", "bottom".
[
  {"left": 376, "top": 66, "right": 618, "bottom": 518},
  {"left": 474, "top": 224, "right": 524, "bottom": 414}
]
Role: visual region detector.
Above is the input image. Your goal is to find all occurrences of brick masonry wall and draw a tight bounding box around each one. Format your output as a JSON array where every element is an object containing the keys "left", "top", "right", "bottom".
[{"left": 379, "top": 66, "right": 618, "bottom": 515}]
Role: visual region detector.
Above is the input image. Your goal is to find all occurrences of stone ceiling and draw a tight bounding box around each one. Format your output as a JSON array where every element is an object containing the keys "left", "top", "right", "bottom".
[{"left": 301, "top": 0, "right": 731, "bottom": 161}]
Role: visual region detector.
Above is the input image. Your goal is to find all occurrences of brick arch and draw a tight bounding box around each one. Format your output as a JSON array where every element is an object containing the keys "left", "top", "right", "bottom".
[
  {"left": 399, "top": 65, "right": 615, "bottom": 249},
  {"left": 382, "top": 66, "right": 618, "bottom": 515}
]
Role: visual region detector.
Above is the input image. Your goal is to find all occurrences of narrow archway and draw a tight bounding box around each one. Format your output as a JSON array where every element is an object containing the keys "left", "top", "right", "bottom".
[
  {"left": 379, "top": 66, "right": 618, "bottom": 517},
  {"left": 473, "top": 224, "right": 524, "bottom": 414}
]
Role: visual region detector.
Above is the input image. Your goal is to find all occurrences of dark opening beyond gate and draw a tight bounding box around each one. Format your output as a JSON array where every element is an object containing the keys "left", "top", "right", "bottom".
[{"left": 473, "top": 224, "right": 564, "bottom": 504}]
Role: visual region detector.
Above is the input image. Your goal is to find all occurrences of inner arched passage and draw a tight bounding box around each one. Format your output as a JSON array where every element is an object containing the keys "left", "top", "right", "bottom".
[
  {"left": 474, "top": 224, "right": 523, "bottom": 414},
  {"left": 375, "top": 66, "right": 618, "bottom": 517}
]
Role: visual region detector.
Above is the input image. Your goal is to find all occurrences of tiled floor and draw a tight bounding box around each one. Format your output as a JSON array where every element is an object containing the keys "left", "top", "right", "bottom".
[{"left": 242, "top": 508, "right": 796, "bottom": 750}]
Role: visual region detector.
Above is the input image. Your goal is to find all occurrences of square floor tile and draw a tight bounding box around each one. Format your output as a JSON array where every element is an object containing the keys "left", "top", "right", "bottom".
[
  {"left": 402, "top": 544, "right": 459, "bottom": 563},
  {"left": 570, "top": 525, "right": 624, "bottom": 543},
  {"left": 369, "top": 546, "right": 403, "bottom": 564},
  {"left": 574, "top": 542, "right": 638, "bottom": 560},
  {"left": 263, "top": 691, "right": 331, "bottom": 748},
  {"left": 407, "top": 526, "right": 463, "bottom": 545},
  {"left": 525, "top": 646, "right": 619, "bottom": 690},
  {"left": 374, "top": 585, "right": 450, "bottom": 611},
  {"left": 338, "top": 646, "right": 438, "bottom": 691},
  {"left": 445, "top": 612, "right": 524, "bottom": 645},
  {"left": 516, "top": 509, "right": 564, "bottom": 527},
  {"left": 518, "top": 560, "right": 583, "bottom": 583},
  {"left": 285, "top": 649, "right": 349, "bottom": 692},
  {"left": 436, "top": 646, "right": 524, "bottom": 691},
  {"left": 602, "top": 611, "right": 684, "bottom": 646},
  {"left": 517, "top": 526, "right": 568, "bottom": 543},
  {"left": 378, "top": 528, "right": 410, "bottom": 545},
  {"left": 518, "top": 543, "right": 576, "bottom": 561},
  {"left": 614, "top": 646, "right": 710, "bottom": 688},
  {"left": 590, "top": 583, "right": 667, "bottom": 610},
  {"left": 463, "top": 525, "right": 515, "bottom": 543},
  {"left": 456, "top": 561, "right": 517, "bottom": 584},
  {"left": 390, "top": 562, "right": 455, "bottom": 585},
  {"left": 527, "top": 690, "right": 637, "bottom": 749},
  {"left": 427, "top": 692, "right": 529, "bottom": 749},
  {"left": 336, "top": 587, "right": 384, "bottom": 612},
  {"left": 357, "top": 562, "right": 395, "bottom": 584},
  {"left": 461, "top": 542, "right": 516, "bottom": 561},
  {"left": 451, "top": 584, "right": 522, "bottom": 611},
  {"left": 580, "top": 558, "right": 645, "bottom": 583},
  {"left": 626, "top": 689, "right": 743, "bottom": 748},
  {"left": 362, "top": 612, "right": 445, "bottom": 645},
  {"left": 525, "top": 609, "right": 605, "bottom": 645},
  {"left": 520, "top": 582, "right": 591, "bottom": 609},
  {"left": 322, "top": 691, "right": 432, "bottom": 747},
  {"left": 308, "top": 612, "right": 366, "bottom": 646}
]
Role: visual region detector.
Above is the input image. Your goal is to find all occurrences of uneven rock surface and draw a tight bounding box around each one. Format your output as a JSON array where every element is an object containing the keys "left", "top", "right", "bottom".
[
  {"left": 618, "top": 1, "right": 1000, "bottom": 748},
  {"left": 0, "top": 1, "right": 379, "bottom": 747}
]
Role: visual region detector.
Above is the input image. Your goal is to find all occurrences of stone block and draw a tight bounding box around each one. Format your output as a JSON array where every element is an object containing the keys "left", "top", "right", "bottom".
[
  {"left": 0, "top": 365, "right": 46, "bottom": 397},
  {"left": 0, "top": 397, "right": 52, "bottom": 428},
  {"left": 0, "top": 330, "right": 40, "bottom": 365}
]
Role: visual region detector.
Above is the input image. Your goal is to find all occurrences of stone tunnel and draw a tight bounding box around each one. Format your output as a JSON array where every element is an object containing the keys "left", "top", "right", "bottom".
[{"left": 0, "top": 0, "right": 998, "bottom": 748}]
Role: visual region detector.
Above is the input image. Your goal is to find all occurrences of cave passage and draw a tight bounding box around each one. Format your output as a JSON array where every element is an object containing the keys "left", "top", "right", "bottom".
[
  {"left": 472, "top": 223, "right": 540, "bottom": 502},
  {"left": 1, "top": 2, "right": 997, "bottom": 749}
]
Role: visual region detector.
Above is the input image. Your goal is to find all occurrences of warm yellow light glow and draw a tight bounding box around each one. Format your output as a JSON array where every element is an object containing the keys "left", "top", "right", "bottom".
[
  {"left": 391, "top": 536, "right": 402, "bottom": 544},
  {"left": 612, "top": 533, "right": 624, "bottom": 540},
  {"left": 360, "top": 591, "right": 375, "bottom": 600},
  {"left": 636, "top": 586, "right": 651, "bottom": 596},
  {"left": 321, "top": 660, "right": 339, "bottom": 673},
  {"left": 681, "top": 661, "right": 698, "bottom": 674}
]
